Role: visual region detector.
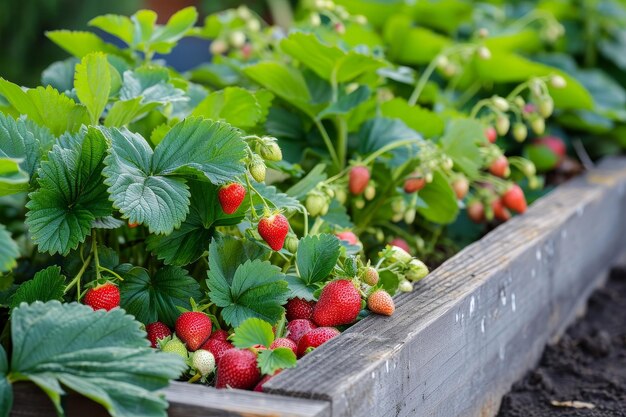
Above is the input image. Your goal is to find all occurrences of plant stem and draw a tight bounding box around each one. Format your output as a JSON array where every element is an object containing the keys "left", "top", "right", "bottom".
[
  {"left": 92, "top": 232, "right": 101, "bottom": 281},
  {"left": 314, "top": 119, "right": 341, "bottom": 170},
  {"left": 362, "top": 139, "right": 421, "bottom": 166},
  {"left": 408, "top": 57, "right": 439, "bottom": 106},
  {"left": 266, "top": 0, "right": 294, "bottom": 28},
  {"left": 64, "top": 253, "right": 93, "bottom": 296},
  {"left": 335, "top": 117, "right": 348, "bottom": 170}
]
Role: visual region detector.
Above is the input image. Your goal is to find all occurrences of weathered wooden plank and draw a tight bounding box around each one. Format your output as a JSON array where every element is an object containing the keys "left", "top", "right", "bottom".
[
  {"left": 265, "top": 157, "right": 626, "bottom": 417},
  {"left": 166, "top": 382, "right": 330, "bottom": 417}
]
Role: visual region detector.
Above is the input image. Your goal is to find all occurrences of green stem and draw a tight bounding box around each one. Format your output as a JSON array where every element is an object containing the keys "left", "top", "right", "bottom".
[
  {"left": 408, "top": 57, "right": 439, "bottom": 106},
  {"left": 64, "top": 253, "right": 93, "bottom": 296},
  {"left": 314, "top": 119, "right": 341, "bottom": 170},
  {"left": 266, "top": 0, "right": 294, "bottom": 28},
  {"left": 335, "top": 117, "right": 348, "bottom": 170},
  {"left": 99, "top": 266, "right": 124, "bottom": 282},
  {"left": 92, "top": 232, "right": 101, "bottom": 281},
  {"left": 362, "top": 139, "right": 421, "bottom": 166},
  {"left": 301, "top": 205, "right": 309, "bottom": 237},
  {"left": 244, "top": 174, "right": 259, "bottom": 219}
]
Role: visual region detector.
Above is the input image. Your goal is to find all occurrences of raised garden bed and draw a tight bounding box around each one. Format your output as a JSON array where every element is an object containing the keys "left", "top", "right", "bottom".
[{"left": 10, "top": 157, "right": 626, "bottom": 417}]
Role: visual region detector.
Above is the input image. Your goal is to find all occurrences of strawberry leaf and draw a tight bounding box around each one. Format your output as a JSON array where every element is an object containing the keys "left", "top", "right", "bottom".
[
  {"left": 357, "top": 117, "right": 422, "bottom": 167},
  {"left": 207, "top": 259, "right": 289, "bottom": 327},
  {"left": 74, "top": 52, "right": 111, "bottom": 124},
  {"left": 45, "top": 30, "right": 122, "bottom": 58},
  {"left": 0, "top": 225, "right": 19, "bottom": 273},
  {"left": 231, "top": 317, "right": 274, "bottom": 349},
  {"left": 9, "top": 301, "right": 186, "bottom": 417},
  {"left": 9, "top": 266, "right": 65, "bottom": 309},
  {"left": 257, "top": 348, "right": 297, "bottom": 376},
  {"left": 0, "top": 345, "right": 11, "bottom": 417},
  {"left": 415, "top": 170, "right": 459, "bottom": 224},
  {"left": 119, "top": 66, "right": 186, "bottom": 106},
  {"left": 207, "top": 235, "right": 269, "bottom": 284},
  {"left": 296, "top": 234, "right": 341, "bottom": 285},
  {"left": 285, "top": 275, "right": 316, "bottom": 301},
  {"left": 192, "top": 87, "right": 269, "bottom": 129},
  {"left": 26, "top": 128, "right": 113, "bottom": 255},
  {"left": 0, "top": 158, "right": 29, "bottom": 196},
  {"left": 252, "top": 182, "right": 301, "bottom": 213},
  {"left": 42, "top": 58, "right": 78, "bottom": 93},
  {"left": 0, "top": 113, "right": 53, "bottom": 179},
  {"left": 439, "top": 119, "right": 483, "bottom": 178},
  {"left": 119, "top": 266, "right": 201, "bottom": 327}
]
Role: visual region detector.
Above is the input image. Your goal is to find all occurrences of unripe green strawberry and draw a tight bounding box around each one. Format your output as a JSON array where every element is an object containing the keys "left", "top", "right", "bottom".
[
  {"left": 364, "top": 184, "right": 376, "bottom": 200},
  {"left": 229, "top": 31, "right": 246, "bottom": 48},
  {"left": 550, "top": 75, "right": 566, "bottom": 89},
  {"left": 260, "top": 141, "right": 283, "bottom": 162},
  {"left": 367, "top": 290, "right": 395, "bottom": 316},
  {"left": 404, "top": 208, "right": 416, "bottom": 224},
  {"left": 192, "top": 349, "right": 216, "bottom": 377},
  {"left": 249, "top": 156, "right": 266, "bottom": 182},
  {"left": 398, "top": 280, "right": 413, "bottom": 292},
  {"left": 530, "top": 117, "right": 545, "bottom": 135},
  {"left": 306, "top": 192, "right": 327, "bottom": 217},
  {"left": 335, "top": 188, "right": 347, "bottom": 204},
  {"left": 388, "top": 244, "right": 412, "bottom": 264},
  {"left": 162, "top": 337, "right": 189, "bottom": 360},
  {"left": 538, "top": 97, "right": 554, "bottom": 118},
  {"left": 406, "top": 259, "right": 429, "bottom": 281},
  {"left": 512, "top": 123, "right": 527, "bottom": 142},
  {"left": 354, "top": 198, "right": 365, "bottom": 209},
  {"left": 361, "top": 267, "right": 379, "bottom": 286},
  {"left": 285, "top": 235, "right": 299, "bottom": 253},
  {"left": 492, "top": 96, "right": 509, "bottom": 112},
  {"left": 495, "top": 115, "right": 510, "bottom": 136}
]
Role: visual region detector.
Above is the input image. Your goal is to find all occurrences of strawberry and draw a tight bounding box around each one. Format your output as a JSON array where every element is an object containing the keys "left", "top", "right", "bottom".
[
  {"left": 192, "top": 349, "right": 216, "bottom": 377},
  {"left": 390, "top": 238, "right": 411, "bottom": 253},
  {"left": 215, "top": 349, "right": 261, "bottom": 389},
  {"left": 218, "top": 183, "right": 246, "bottom": 214},
  {"left": 335, "top": 231, "right": 358, "bottom": 245},
  {"left": 361, "top": 266, "right": 379, "bottom": 286},
  {"left": 312, "top": 280, "right": 362, "bottom": 327},
  {"left": 270, "top": 337, "right": 297, "bottom": 355},
  {"left": 146, "top": 322, "right": 171, "bottom": 348},
  {"left": 83, "top": 282, "right": 120, "bottom": 311},
  {"left": 452, "top": 177, "right": 469, "bottom": 200},
  {"left": 175, "top": 312, "right": 212, "bottom": 352},
  {"left": 258, "top": 213, "right": 289, "bottom": 251},
  {"left": 489, "top": 155, "right": 510, "bottom": 178},
  {"left": 367, "top": 290, "right": 395, "bottom": 316},
  {"left": 253, "top": 370, "right": 281, "bottom": 392},
  {"left": 285, "top": 298, "right": 315, "bottom": 321},
  {"left": 502, "top": 184, "right": 527, "bottom": 214},
  {"left": 286, "top": 319, "right": 317, "bottom": 344},
  {"left": 349, "top": 166, "right": 370, "bottom": 195},
  {"left": 403, "top": 177, "right": 426, "bottom": 193},
  {"left": 485, "top": 126, "right": 497, "bottom": 143},
  {"left": 467, "top": 200, "right": 485, "bottom": 223},
  {"left": 128, "top": 222, "right": 139, "bottom": 229},
  {"left": 200, "top": 337, "right": 234, "bottom": 363},
  {"left": 211, "top": 329, "right": 230, "bottom": 341},
  {"left": 161, "top": 336, "right": 188, "bottom": 360},
  {"left": 534, "top": 136, "right": 566, "bottom": 161},
  {"left": 492, "top": 198, "right": 511, "bottom": 221},
  {"left": 296, "top": 327, "right": 340, "bottom": 357}
]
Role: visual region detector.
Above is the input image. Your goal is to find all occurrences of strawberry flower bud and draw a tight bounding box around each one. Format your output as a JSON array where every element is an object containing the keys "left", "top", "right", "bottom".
[
  {"left": 538, "top": 97, "right": 554, "bottom": 118},
  {"left": 406, "top": 259, "right": 429, "bottom": 281},
  {"left": 495, "top": 115, "right": 510, "bottom": 136},
  {"left": 513, "top": 123, "right": 528, "bottom": 142},
  {"left": 530, "top": 117, "right": 546, "bottom": 135},
  {"left": 306, "top": 192, "right": 328, "bottom": 217},
  {"left": 398, "top": 279, "right": 413, "bottom": 292},
  {"left": 364, "top": 184, "right": 376, "bottom": 201},
  {"left": 388, "top": 245, "right": 412, "bottom": 264},
  {"left": 492, "top": 96, "right": 510, "bottom": 112},
  {"left": 550, "top": 75, "right": 566, "bottom": 89}
]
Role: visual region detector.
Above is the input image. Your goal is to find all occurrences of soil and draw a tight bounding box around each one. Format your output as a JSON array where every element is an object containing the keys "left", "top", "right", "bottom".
[{"left": 497, "top": 267, "right": 626, "bottom": 417}]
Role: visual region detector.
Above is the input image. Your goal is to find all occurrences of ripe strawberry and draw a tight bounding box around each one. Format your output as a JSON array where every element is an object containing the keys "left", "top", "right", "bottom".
[
  {"left": 253, "top": 370, "right": 281, "bottom": 392},
  {"left": 211, "top": 329, "right": 230, "bottom": 341},
  {"left": 335, "top": 231, "right": 358, "bottom": 245},
  {"left": 390, "top": 238, "right": 411, "bottom": 253},
  {"left": 297, "top": 327, "right": 340, "bottom": 357},
  {"left": 361, "top": 266, "right": 379, "bottom": 286},
  {"left": 467, "top": 200, "right": 485, "bottom": 223},
  {"left": 485, "top": 126, "right": 497, "bottom": 143},
  {"left": 349, "top": 166, "right": 370, "bottom": 195},
  {"left": 215, "top": 349, "right": 261, "bottom": 389},
  {"left": 492, "top": 198, "right": 511, "bottom": 221},
  {"left": 83, "top": 282, "right": 120, "bottom": 311},
  {"left": 128, "top": 222, "right": 139, "bottom": 229},
  {"left": 200, "top": 337, "right": 234, "bottom": 363},
  {"left": 286, "top": 319, "right": 317, "bottom": 344},
  {"left": 270, "top": 337, "right": 297, "bottom": 355},
  {"left": 489, "top": 155, "right": 510, "bottom": 178},
  {"left": 218, "top": 183, "right": 246, "bottom": 214},
  {"left": 502, "top": 184, "right": 527, "bottom": 214},
  {"left": 258, "top": 213, "right": 289, "bottom": 251},
  {"left": 285, "top": 298, "right": 315, "bottom": 321},
  {"left": 403, "top": 177, "right": 426, "bottom": 193},
  {"left": 367, "top": 290, "right": 395, "bottom": 316},
  {"left": 312, "top": 280, "right": 361, "bottom": 327},
  {"left": 175, "top": 312, "right": 212, "bottom": 352},
  {"left": 146, "top": 322, "right": 171, "bottom": 348},
  {"left": 452, "top": 177, "right": 469, "bottom": 200},
  {"left": 532, "top": 136, "right": 566, "bottom": 168}
]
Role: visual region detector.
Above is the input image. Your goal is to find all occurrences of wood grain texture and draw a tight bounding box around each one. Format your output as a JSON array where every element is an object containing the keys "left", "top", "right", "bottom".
[{"left": 265, "top": 157, "right": 626, "bottom": 417}]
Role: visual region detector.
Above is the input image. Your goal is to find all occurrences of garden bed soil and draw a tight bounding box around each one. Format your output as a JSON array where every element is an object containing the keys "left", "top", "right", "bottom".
[{"left": 497, "top": 266, "right": 626, "bottom": 417}]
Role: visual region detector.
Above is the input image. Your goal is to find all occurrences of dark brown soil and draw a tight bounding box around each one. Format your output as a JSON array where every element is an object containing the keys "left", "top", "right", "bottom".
[{"left": 497, "top": 267, "right": 626, "bottom": 417}]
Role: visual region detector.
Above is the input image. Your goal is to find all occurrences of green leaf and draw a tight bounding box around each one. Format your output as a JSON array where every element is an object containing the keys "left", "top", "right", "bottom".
[
  {"left": 524, "top": 144, "right": 559, "bottom": 172},
  {"left": 104, "top": 97, "right": 143, "bottom": 127},
  {"left": 119, "top": 67, "right": 186, "bottom": 106},
  {"left": 252, "top": 182, "right": 301, "bottom": 213},
  {"left": 415, "top": 170, "right": 458, "bottom": 224},
  {"left": 45, "top": 30, "right": 120, "bottom": 58},
  {"left": 357, "top": 117, "right": 422, "bottom": 166},
  {"left": 151, "top": 7, "right": 198, "bottom": 45},
  {"left": 243, "top": 62, "right": 316, "bottom": 116},
  {"left": 381, "top": 98, "right": 444, "bottom": 138},
  {"left": 207, "top": 235, "right": 269, "bottom": 285},
  {"left": 26, "top": 128, "right": 112, "bottom": 255},
  {"left": 0, "top": 345, "right": 12, "bottom": 417},
  {"left": 10, "top": 301, "right": 186, "bottom": 417},
  {"left": 0, "top": 158, "right": 29, "bottom": 196},
  {"left": 321, "top": 199, "right": 353, "bottom": 229},
  {"left": 42, "top": 58, "right": 78, "bottom": 92},
  {"left": 119, "top": 266, "right": 201, "bottom": 327},
  {"left": 297, "top": 234, "right": 341, "bottom": 285},
  {"left": 439, "top": 118, "right": 483, "bottom": 178},
  {"left": 0, "top": 225, "right": 19, "bottom": 273},
  {"left": 257, "top": 347, "right": 297, "bottom": 375},
  {"left": 319, "top": 86, "right": 371, "bottom": 119},
  {"left": 207, "top": 259, "right": 289, "bottom": 327},
  {"left": 9, "top": 266, "right": 65, "bottom": 309},
  {"left": 74, "top": 52, "right": 111, "bottom": 124},
  {"left": 192, "top": 87, "right": 268, "bottom": 129},
  {"left": 384, "top": 16, "right": 451, "bottom": 64},
  {"left": 231, "top": 317, "right": 275, "bottom": 349},
  {"left": 285, "top": 275, "right": 316, "bottom": 301},
  {"left": 89, "top": 14, "right": 134, "bottom": 45},
  {"left": 285, "top": 164, "right": 328, "bottom": 200}
]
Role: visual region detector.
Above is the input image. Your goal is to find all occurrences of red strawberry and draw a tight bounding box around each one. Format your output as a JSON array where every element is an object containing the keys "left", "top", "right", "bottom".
[
  {"left": 83, "top": 282, "right": 120, "bottom": 311},
  {"left": 253, "top": 370, "right": 281, "bottom": 392},
  {"left": 485, "top": 126, "right": 497, "bottom": 143},
  {"left": 452, "top": 177, "right": 469, "bottom": 200},
  {"left": 128, "top": 222, "right": 139, "bottom": 229},
  {"left": 502, "top": 184, "right": 527, "bottom": 214},
  {"left": 349, "top": 166, "right": 370, "bottom": 195},
  {"left": 297, "top": 327, "right": 340, "bottom": 357},
  {"left": 390, "top": 238, "right": 411, "bottom": 253},
  {"left": 312, "top": 280, "right": 361, "bottom": 327},
  {"left": 215, "top": 349, "right": 261, "bottom": 389},
  {"left": 175, "top": 312, "right": 212, "bottom": 352},
  {"left": 492, "top": 198, "right": 511, "bottom": 221},
  {"left": 146, "top": 322, "right": 171, "bottom": 348},
  {"left": 200, "top": 337, "right": 234, "bottom": 363},
  {"left": 211, "top": 329, "right": 230, "bottom": 341},
  {"left": 285, "top": 298, "right": 315, "bottom": 321},
  {"left": 270, "top": 337, "right": 297, "bottom": 355},
  {"left": 534, "top": 136, "right": 566, "bottom": 163},
  {"left": 523, "top": 103, "right": 537, "bottom": 115},
  {"left": 286, "top": 319, "right": 317, "bottom": 344},
  {"left": 218, "top": 183, "right": 246, "bottom": 214},
  {"left": 467, "top": 200, "right": 485, "bottom": 223},
  {"left": 335, "top": 231, "right": 358, "bottom": 246},
  {"left": 367, "top": 290, "right": 395, "bottom": 316},
  {"left": 403, "top": 177, "right": 426, "bottom": 193},
  {"left": 489, "top": 155, "right": 510, "bottom": 178},
  {"left": 258, "top": 213, "right": 289, "bottom": 251}
]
